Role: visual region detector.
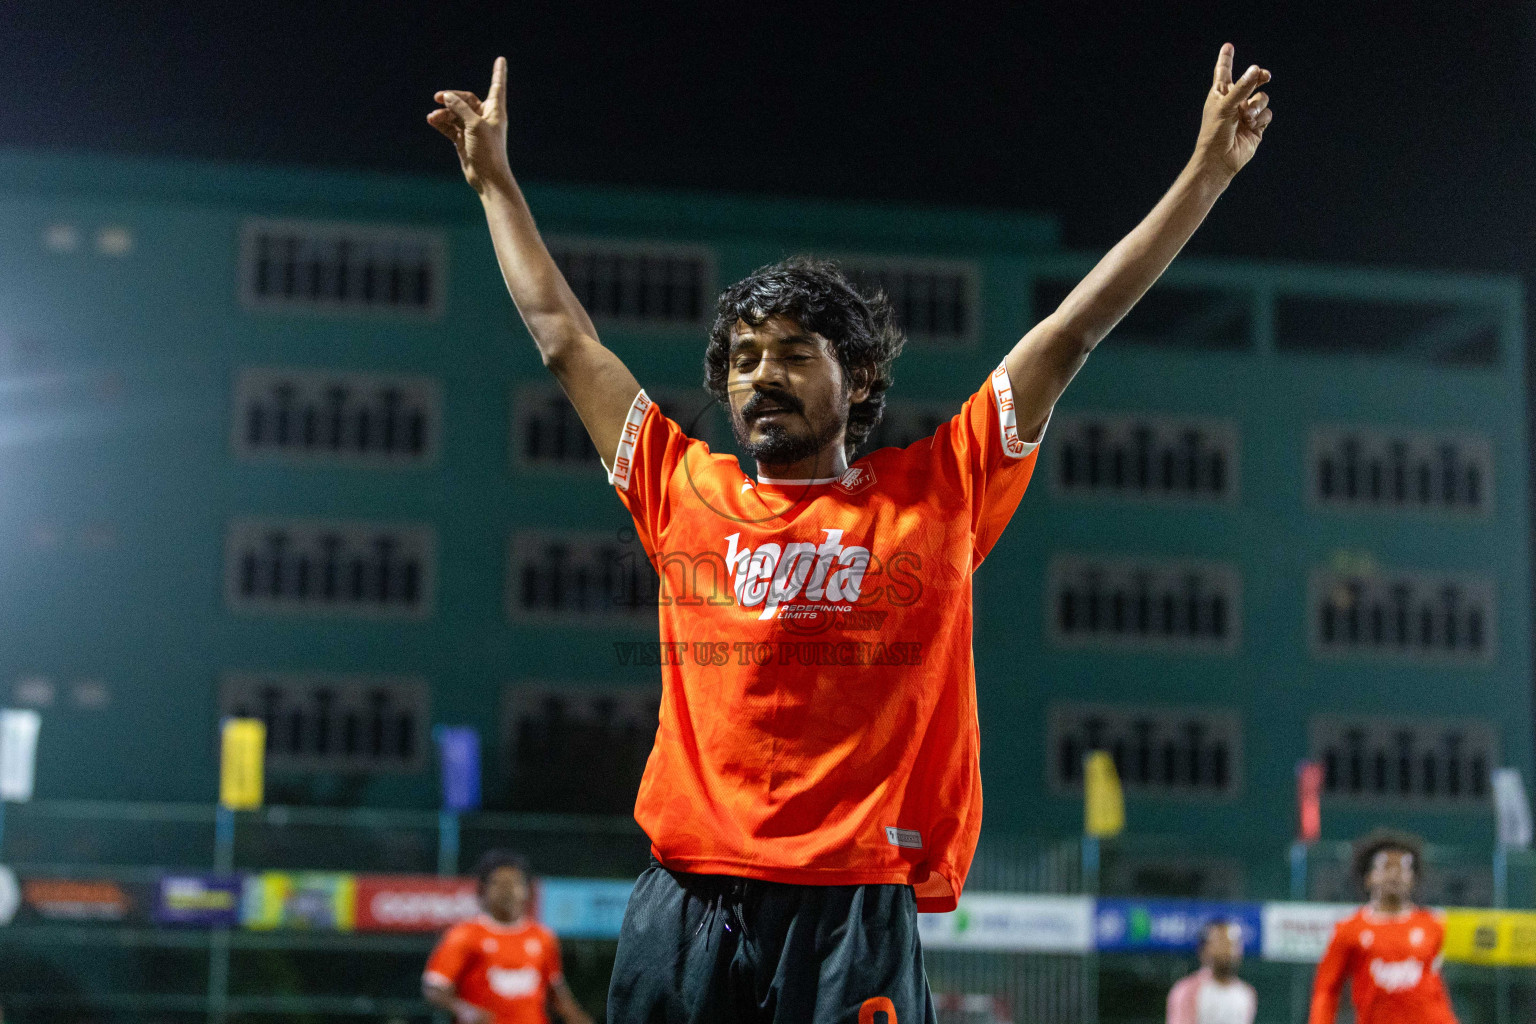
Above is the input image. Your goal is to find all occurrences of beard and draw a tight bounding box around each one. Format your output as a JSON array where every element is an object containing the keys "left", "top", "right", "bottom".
[{"left": 731, "top": 405, "right": 845, "bottom": 470}]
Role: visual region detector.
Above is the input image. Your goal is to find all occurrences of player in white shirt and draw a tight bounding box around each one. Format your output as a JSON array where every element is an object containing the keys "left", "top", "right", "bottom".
[{"left": 1166, "top": 919, "right": 1257, "bottom": 1024}]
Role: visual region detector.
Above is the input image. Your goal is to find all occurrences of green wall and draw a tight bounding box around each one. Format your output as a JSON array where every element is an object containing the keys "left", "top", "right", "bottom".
[{"left": 0, "top": 150, "right": 1525, "bottom": 889}]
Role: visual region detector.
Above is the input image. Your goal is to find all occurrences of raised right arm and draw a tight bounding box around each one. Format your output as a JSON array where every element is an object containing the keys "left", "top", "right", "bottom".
[{"left": 429, "top": 57, "right": 643, "bottom": 473}]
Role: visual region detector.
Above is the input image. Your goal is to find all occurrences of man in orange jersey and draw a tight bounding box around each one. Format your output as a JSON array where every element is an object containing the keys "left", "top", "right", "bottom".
[
  {"left": 431, "top": 41, "right": 1273, "bottom": 1024},
  {"left": 423, "top": 851, "right": 592, "bottom": 1024},
  {"left": 1308, "top": 829, "right": 1459, "bottom": 1024}
]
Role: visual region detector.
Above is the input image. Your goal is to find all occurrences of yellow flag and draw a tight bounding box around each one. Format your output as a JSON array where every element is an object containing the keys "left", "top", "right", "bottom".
[
  {"left": 220, "top": 718, "right": 266, "bottom": 810},
  {"left": 1085, "top": 750, "right": 1124, "bottom": 838}
]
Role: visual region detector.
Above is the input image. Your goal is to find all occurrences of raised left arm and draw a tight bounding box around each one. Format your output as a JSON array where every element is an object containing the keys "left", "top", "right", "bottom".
[{"left": 1004, "top": 43, "right": 1273, "bottom": 436}]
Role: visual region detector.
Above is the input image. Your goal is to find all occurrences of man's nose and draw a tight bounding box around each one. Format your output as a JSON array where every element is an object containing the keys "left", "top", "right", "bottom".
[{"left": 750, "top": 354, "right": 790, "bottom": 385}]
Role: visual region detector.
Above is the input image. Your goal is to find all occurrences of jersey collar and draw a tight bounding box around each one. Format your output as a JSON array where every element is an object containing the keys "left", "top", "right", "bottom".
[
  {"left": 1362, "top": 904, "right": 1417, "bottom": 924},
  {"left": 755, "top": 472, "right": 842, "bottom": 485},
  {"left": 476, "top": 912, "right": 532, "bottom": 932}
]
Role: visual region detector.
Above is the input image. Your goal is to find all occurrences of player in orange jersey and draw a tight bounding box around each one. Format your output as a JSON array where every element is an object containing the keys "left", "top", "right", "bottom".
[
  {"left": 431, "top": 42, "right": 1272, "bottom": 1024},
  {"left": 423, "top": 851, "right": 592, "bottom": 1024},
  {"left": 1308, "top": 829, "right": 1458, "bottom": 1024}
]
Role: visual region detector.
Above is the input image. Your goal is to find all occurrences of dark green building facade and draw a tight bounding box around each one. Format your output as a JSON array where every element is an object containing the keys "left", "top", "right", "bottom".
[{"left": 0, "top": 150, "right": 1526, "bottom": 897}]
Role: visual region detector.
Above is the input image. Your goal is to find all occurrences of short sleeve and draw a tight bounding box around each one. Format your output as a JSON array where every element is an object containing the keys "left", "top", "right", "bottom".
[
  {"left": 606, "top": 389, "right": 703, "bottom": 551},
  {"left": 1165, "top": 975, "right": 1194, "bottom": 1024},
  {"left": 924, "top": 362, "right": 1048, "bottom": 566},
  {"left": 423, "top": 925, "right": 473, "bottom": 988},
  {"left": 544, "top": 932, "right": 566, "bottom": 985}
]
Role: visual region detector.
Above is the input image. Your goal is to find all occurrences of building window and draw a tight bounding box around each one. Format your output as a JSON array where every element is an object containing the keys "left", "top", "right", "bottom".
[
  {"left": 232, "top": 368, "right": 440, "bottom": 465},
  {"left": 508, "top": 531, "right": 658, "bottom": 621},
  {"left": 221, "top": 673, "right": 429, "bottom": 772},
  {"left": 1049, "top": 556, "right": 1241, "bottom": 652},
  {"left": 1053, "top": 414, "right": 1239, "bottom": 500},
  {"left": 1049, "top": 703, "right": 1242, "bottom": 798},
  {"left": 547, "top": 239, "right": 713, "bottom": 327},
  {"left": 241, "top": 219, "right": 444, "bottom": 316},
  {"left": 1309, "top": 427, "right": 1492, "bottom": 513},
  {"left": 1276, "top": 295, "right": 1501, "bottom": 366},
  {"left": 514, "top": 386, "right": 721, "bottom": 469},
  {"left": 1309, "top": 716, "right": 1495, "bottom": 806},
  {"left": 1032, "top": 280, "right": 1252, "bottom": 352},
  {"left": 861, "top": 401, "right": 954, "bottom": 453},
  {"left": 225, "top": 519, "right": 436, "bottom": 618},
  {"left": 842, "top": 258, "right": 977, "bottom": 347},
  {"left": 501, "top": 685, "right": 660, "bottom": 814},
  {"left": 515, "top": 386, "right": 604, "bottom": 468},
  {"left": 1309, "top": 569, "right": 1494, "bottom": 661}
]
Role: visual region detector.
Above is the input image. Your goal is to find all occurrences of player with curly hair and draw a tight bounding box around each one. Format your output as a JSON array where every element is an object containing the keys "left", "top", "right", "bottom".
[
  {"left": 1308, "top": 829, "right": 1458, "bottom": 1024},
  {"left": 429, "top": 42, "right": 1272, "bottom": 1024}
]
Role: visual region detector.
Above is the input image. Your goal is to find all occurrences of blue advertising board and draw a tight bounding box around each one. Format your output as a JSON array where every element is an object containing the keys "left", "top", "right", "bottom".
[
  {"left": 1093, "top": 898, "right": 1262, "bottom": 954},
  {"left": 537, "top": 878, "right": 634, "bottom": 939},
  {"left": 154, "top": 873, "right": 244, "bottom": 927}
]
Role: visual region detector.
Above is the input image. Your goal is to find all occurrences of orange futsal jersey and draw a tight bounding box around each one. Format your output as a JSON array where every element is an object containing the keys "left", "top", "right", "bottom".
[
  {"left": 1308, "top": 907, "right": 1458, "bottom": 1024},
  {"left": 424, "top": 915, "right": 564, "bottom": 1024},
  {"left": 608, "top": 362, "right": 1044, "bottom": 912}
]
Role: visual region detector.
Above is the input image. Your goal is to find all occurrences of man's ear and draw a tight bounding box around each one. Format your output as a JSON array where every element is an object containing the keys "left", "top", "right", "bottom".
[{"left": 847, "top": 365, "right": 873, "bottom": 405}]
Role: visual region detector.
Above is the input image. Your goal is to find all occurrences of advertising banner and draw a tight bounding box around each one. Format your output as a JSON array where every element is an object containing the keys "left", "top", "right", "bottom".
[
  {"left": 154, "top": 873, "right": 244, "bottom": 927},
  {"left": 20, "top": 877, "right": 146, "bottom": 923},
  {"left": 355, "top": 875, "right": 479, "bottom": 932},
  {"left": 1094, "top": 898, "right": 1262, "bottom": 954},
  {"left": 241, "top": 871, "right": 356, "bottom": 931},
  {"left": 536, "top": 878, "right": 635, "bottom": 939},
  {"left": 919, "top": 894, "right": 1095, "bottom": 953},
  {"left": 35, "top": 864, "right": 1536, "bottom": 968},
  {"left": 1260, "top": 902, "right": 1356, "bottom": 962},
  {"left": 1443, "top": 908, "right": 1536, "bottom": 967}
]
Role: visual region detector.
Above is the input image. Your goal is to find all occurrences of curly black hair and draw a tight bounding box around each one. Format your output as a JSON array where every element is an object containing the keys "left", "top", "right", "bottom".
[
  {"left": 1351, "top": 828, "right": 1425, "bottom": 888},
  {"left": 704, "top": 256, "right": 906, "bottom": 458},
  {"left": 474, "top": 848, "right": 531, "bottom": 893}
]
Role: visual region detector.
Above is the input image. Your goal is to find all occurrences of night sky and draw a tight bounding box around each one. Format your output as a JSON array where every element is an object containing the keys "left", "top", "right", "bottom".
[{"left": 6, "top": 2, "right": 1534, "bottom": 274}]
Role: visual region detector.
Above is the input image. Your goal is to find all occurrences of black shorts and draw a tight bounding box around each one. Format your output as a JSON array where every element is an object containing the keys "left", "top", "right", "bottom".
[{"left": 607, "top": 859, "right": 935, "bottom": 1024}]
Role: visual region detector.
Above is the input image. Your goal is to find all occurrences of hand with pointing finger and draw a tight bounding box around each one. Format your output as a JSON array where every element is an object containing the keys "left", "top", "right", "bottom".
[
  {"left": 1194, "top": 43, "right": 1273, "bottom": 181},
  {"left": 427, "top": 57, "right": 513, "bottom": 195}
]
